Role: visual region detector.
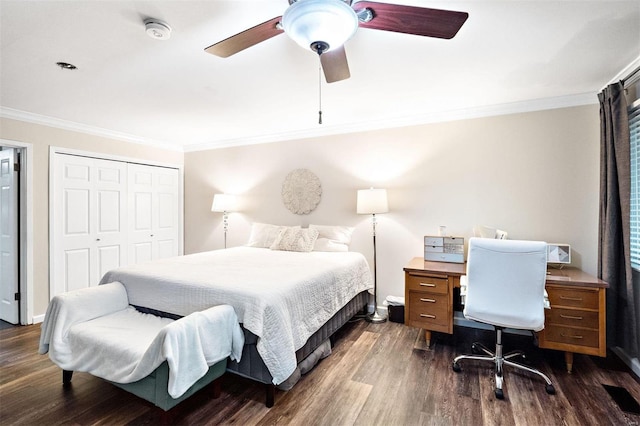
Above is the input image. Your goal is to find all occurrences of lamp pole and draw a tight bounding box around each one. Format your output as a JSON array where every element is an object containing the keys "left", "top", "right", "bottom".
[{"left": 367, "top": 213, "right": 387, "bottom": 323}]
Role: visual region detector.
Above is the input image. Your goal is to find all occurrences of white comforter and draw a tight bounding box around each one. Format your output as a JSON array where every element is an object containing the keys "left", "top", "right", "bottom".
[
  {"left": 39, "top": 282, "right": 244, "bottom": 398},
  {"left": 99, "top": 247, "right": 373, "bottom": 384}
]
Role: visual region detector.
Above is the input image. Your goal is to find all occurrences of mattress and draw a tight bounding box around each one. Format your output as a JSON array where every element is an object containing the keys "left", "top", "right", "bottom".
[{"left": 100, "top": 247, "right": 373, "bottom": 384}]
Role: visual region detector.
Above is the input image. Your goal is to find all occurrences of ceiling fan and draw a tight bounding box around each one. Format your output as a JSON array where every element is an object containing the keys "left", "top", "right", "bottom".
[{"left": 205, "top": 0, "right": 468, "bottom": 83}]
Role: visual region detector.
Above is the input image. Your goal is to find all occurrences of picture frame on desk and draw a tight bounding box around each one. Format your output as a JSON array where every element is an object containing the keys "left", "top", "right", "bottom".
[{"left": 547, "top": 243, "right": 571, "bottom": 264}]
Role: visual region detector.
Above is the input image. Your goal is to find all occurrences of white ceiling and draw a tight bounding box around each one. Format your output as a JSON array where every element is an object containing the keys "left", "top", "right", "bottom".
[{"left": 1, "top": 1, "right": 639, "bottom": 152}]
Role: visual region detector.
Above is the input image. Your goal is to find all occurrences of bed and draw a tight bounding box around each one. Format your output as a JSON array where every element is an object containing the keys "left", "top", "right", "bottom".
[{"left": 99, "top": 245, "right": 373, "bottom": 406}]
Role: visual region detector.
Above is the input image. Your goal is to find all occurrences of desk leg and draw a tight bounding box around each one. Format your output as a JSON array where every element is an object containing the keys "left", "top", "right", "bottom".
[
  {"left": 564, "top": 351, "right": 573, "bottom": 374},
  {"left": 425, "top": 330, "right": 431, "bottom": 348}
]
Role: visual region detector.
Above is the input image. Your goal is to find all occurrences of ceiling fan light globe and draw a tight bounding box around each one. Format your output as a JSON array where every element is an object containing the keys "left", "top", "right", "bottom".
[{"left": 282, "top": 0, "right": 358, "bottom": 53}]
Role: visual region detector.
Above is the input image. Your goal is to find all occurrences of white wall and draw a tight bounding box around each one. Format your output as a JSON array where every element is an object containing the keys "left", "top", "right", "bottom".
[{"left": 184, "top": 104, "right": 601, "bottom": 306}]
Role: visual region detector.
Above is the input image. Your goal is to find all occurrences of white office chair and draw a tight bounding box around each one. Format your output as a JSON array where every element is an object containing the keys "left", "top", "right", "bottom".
[{"left": 452, "top": 237, "right": 555, "bottom": 399}]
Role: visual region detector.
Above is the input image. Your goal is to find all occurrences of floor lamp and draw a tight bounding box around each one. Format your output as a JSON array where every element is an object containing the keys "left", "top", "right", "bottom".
[
  {"left": 357, "top": 187, "right": 389, "bottom": 323},
  {"left": 211, "top": 194, "right": 236, "bottom": 249}
]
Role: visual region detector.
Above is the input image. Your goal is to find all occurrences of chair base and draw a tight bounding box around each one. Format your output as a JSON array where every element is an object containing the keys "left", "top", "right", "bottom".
[{"left": 452, "top": 328, "right": 555, "bottom": 399}]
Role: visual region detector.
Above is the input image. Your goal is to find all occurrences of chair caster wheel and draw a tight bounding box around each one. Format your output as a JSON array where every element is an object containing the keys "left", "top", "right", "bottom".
[
  {"left": 452, "top": 362, "right": 461, "bottom": 373},
  {"left": 545, "top": 384, "right": 556, "bottom": 395},
  {"left": 495, "top": 388, "right": 504, "bottom": 399}
]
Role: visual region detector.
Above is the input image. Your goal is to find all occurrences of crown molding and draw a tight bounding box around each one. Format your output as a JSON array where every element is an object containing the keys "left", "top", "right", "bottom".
[
  {"left": 603, "top": 55, "right": 640, "bottom": 89},
  {"left": 2, "top": 92, "right": 598, "bottom": 154},
  {"left": 184, "top": 92, "right": 598, "bottom": 152},
  {"left": 0, "top": 107, "right": 183, "bottom": 152}
]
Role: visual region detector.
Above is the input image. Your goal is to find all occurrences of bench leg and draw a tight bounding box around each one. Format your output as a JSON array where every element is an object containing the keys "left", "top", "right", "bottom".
[
  {"left": 266, "top": 383, "right": 275, "bottom": 408},
  {"left": 211, "top": 378, "right": 221, "bottom": 399},
  {"left": 62, "top": 370, "right": 73, "bottom": 385},
  {"left": 158, "top": 408, "right": 175, "bottom": 426}
]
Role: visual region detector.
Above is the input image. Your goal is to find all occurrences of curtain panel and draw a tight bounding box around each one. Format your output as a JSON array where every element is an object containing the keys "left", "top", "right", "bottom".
[{"left": 598, "top": 82, "right": 638, "bottom": 355}]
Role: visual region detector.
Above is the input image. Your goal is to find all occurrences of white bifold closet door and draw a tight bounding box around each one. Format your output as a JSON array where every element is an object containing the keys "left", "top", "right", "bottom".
[
  {"left": 128, "top": 163, "right": 179, "bottom": 264},
  {"left": 52, "top": 154, "right": 127, "bottom": 296},
  {"left": 51, "top": 154, "right": 180, "bottom": 298}
]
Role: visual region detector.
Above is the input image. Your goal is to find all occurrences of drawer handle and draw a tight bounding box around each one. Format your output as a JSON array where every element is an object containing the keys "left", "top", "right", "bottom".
[
  {"left": 420, "top": 298, "right": 436, "bottom": 303},
  {"left": 559, "top": 296, "right": 583, "bottom": 302},
  {"left": 560, "top": 333, "right": 584, "bottom": 339},
  {"left": 560, "top": 314, "right": 583, "bottom": 320},
  {"left": 420, "top": 283, "right": 436, "bottom": 287},
  {"left": 420, "top": 314, "right": 436, "bottom": 319}
]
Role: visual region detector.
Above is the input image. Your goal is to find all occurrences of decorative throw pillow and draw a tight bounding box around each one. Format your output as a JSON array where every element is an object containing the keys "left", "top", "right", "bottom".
[
  {"left": 310, "top": 225, "right": 355, "bottom": 252},
  {"left": 270, "top": 227, "right": 319, "bottom": 252},
  {"left": 247, "top": 223, "right": 300, "bottom": 248}
]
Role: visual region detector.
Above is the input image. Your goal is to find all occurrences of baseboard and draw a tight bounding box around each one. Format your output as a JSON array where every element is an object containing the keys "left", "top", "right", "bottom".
[
  {"left": 32, "top": 314, "right": 45, "bottom": 324},
  {"left": 612, "top": 346, "right": 640, "bottom": 378}
]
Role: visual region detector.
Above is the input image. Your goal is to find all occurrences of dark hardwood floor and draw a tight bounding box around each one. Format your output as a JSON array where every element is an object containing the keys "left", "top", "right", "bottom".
[{"left": 2, "top": 318, "right": 640, "bottom": 425}]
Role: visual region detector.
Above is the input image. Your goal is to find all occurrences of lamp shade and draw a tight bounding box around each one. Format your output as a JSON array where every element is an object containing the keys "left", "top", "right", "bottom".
[
  {"left": 282, "top": 0, "right": 358, "bottom": 52},
  {"left": 357, "top": 188, "right": 389, "bottom": 214},
  {"left": 211, "top": 194, "right": 236, "bottom": 212}
]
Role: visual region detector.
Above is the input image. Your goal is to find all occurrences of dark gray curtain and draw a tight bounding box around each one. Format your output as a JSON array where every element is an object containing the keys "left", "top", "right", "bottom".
[{"left": 598, "top": 82, "right": 638, "bottom": 355}]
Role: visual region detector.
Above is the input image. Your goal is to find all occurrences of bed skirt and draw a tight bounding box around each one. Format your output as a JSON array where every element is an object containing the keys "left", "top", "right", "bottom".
[
  {"left": 226, "top": 290, "right": 369, "bottom": 385},
  {"left": 134, "top": 289, "right": 369, "bottom": 406}
]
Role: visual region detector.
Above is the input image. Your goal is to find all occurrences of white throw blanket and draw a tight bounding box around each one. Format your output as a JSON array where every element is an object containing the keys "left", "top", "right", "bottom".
[
  {"left": 99, "top": 247, "right": 373, "bottom": 384},
  {"left": 39, "top": 282, "right": 244, "bottom": 398}
]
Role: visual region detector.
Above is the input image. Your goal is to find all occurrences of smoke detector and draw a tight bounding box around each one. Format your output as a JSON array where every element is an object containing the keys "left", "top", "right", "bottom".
[{"left": 144, "top": 19, "right": 172, "bottom": 40}]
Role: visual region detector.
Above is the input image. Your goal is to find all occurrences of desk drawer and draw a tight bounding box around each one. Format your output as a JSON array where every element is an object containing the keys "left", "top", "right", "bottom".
[
  {"left": 408, "top": 292, "right": 449, "bottom": 327},
  {"left": 545, "top": 307, "right": 599, "bottom": 329},
  {"left": 542, "top": 324, "right": 600, "bottom": 349},
  {"left": 406, "top": 275, "right": 448, "bottom": 294},
  {"left": 547, "top": 287, "right": 599, "bottom": 310}
]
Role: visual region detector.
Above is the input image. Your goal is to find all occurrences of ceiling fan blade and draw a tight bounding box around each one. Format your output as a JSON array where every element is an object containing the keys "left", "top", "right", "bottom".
[
  {"left": 205, "top": 16, "right": 283, "bottom": 58},
  {"left": 353, "top": 1, "right": 468, "bottom": 39},
  {"left": 320, "top": 46, "right": 351, "bottom": 83}
]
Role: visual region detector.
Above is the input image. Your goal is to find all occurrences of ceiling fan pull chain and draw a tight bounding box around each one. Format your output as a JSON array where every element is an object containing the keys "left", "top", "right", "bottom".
[{"left": 318, "top": 60, "right": 323, "bottom": 125}]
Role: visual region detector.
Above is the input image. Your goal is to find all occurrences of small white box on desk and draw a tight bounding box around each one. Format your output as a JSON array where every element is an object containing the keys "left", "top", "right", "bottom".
[{"left": 424, "top": 236, "right": 464, "bottom": 263}]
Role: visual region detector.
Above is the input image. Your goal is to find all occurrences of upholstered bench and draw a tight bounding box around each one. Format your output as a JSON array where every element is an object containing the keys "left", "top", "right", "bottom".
[{"left": 39, "top": 282, "right": 244, "bottom": 413}]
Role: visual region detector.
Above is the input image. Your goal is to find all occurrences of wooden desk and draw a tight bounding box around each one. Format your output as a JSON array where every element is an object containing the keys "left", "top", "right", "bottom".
[{"left": 403, "top": 258, "right": 608, "bottom": 372}]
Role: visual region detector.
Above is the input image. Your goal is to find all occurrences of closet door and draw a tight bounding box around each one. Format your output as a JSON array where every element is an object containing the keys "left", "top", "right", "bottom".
[
  {"left": 52, "top": 154, "right": 127, "bottom": 296},
  {"left": 128, "top": 164, "right": 179, "bottom": 264}
]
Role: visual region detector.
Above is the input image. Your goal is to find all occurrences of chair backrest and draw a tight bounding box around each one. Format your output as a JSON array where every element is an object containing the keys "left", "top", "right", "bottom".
[{"left": 463, "top": 237, "right": 548, "bottom": 331}]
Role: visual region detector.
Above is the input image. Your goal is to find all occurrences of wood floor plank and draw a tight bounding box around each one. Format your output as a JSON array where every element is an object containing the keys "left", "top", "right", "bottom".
[
  {"left": 3, "top": 322, "right": 640, "bottom": 425},
  {"left": 278, "top": 328, "right": 377, "bottom": 425}
]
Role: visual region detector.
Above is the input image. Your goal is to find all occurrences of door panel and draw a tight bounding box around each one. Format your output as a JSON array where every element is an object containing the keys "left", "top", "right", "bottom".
[
  {"left": 128, "top": 164, "right": 178, "bottom": 264},
  {"left": 98, "top": 190, "right": 121, "bottom": 233},
  {"left": 157, "top": 239, "right": 175, "bottom": 259},
  {"left": 65, "top": 248, "right": 90, "bottom": 292},
  {"left": 0, "top": 148, "right": 19, "bottom": 324},
  {"left": 97, "top": 245, "right": 120, "bottom": 279},
  {"left": 64, "top": 189, "right": 90, "bottom": 235},
  {"left": 53, "top": 155, "right": 127, "bottom": 296},
  {"left": 133, "top": 192, "right": 152, "bottom": 231},
  {"left": 132, "top": 242, "right": 152, "bottom": 264}
]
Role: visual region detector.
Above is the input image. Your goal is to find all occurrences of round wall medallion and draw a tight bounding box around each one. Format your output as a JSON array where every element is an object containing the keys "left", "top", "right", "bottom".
[{"left": 282, "top": 169, "right": 322, "bottom": 215}]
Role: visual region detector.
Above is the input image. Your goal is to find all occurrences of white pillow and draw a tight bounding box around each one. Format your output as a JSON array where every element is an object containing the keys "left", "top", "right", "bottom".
[
  {"left": 270, "top": 227, "right": 319, "bottom": 252},
  {"left": 247, "top": 223, "right": 300, "bottom": 248},
  {"left": 310, "top": 225, "right": 354, "bottom": 252}
]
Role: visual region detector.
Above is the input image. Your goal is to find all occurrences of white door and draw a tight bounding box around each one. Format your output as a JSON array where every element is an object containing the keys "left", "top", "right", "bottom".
[
  {"left": 52, "top": 154, "right": 127, "bottom": 296},
  {"left": 128, "top": 164, "right": 179, "bottom": 264},
  {"left": 0, "top": 148, "right": 19, "bottom": 324}
]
